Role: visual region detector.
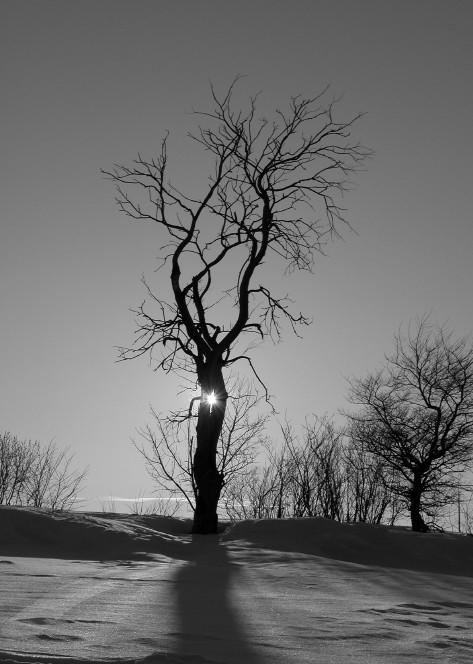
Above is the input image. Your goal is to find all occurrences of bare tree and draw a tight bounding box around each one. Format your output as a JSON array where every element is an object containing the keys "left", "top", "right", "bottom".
[
  {"left": 0, "top": 432, "right": 36, "bottom": 505},
  {"left": 0, "top": 432, "right": 88, "bottom": 510},
  {"left": 457, "top": 491, "right": 473, "bottom": 534},
  {"left": 27, "top": 441, "right": 88, "bottom": 511},
  {"left": 281, "top": 417, "right": 345, "bottom": 519},
  {"left": 134, "top": 378, "right": 269, "bottom": 516},
  {"left": 223, "top": 441, "right": 294, "bottom": 521},
  {"left": 345, "top": 317, "right": 473, "bottom": 531},
  {"left": 224, "top": 416, "right": 397, "bottom": 524},
  {"left": 343, "top": 438, "right": 401, "bottom": 524},
  {"left": 223, "top": 465, "right": 279, "bottom": 521},
  {"left": 104, "top": 79, "right": 371, "bottom": 532}
]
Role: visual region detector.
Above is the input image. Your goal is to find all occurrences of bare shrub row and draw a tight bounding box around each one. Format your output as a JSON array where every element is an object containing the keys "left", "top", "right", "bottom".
[{"left": 0, "top": 432, "right": 87, "bottom": 510}]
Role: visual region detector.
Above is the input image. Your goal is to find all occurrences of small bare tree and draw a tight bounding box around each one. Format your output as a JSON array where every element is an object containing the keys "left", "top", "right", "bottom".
[
  {"left": 458, "top": 491, "right": 473, "bottom": 534},
  {"left": 223, "top": 465, "right": 280, "bottom": 521},
  {"left": 345, "top": 317, "right": 473, "bottom": 532},
  {"left": 0, "top": 432, "right": 88, "bottom": 510},
  {"left": 223, "top": 441, "right": 295, "bottom": 521},
  {"left": 224, "top": 416, "right": 397, "bottom": 524},
  {"left": 26, "top": 441, "right": 88, "bottom": 510},
  {"left": 343, "top": 438, "right": 400, "bottom": 524},
  {"left": 281, "top": 417, "right": 345, "bottom": 519},
  {"left": 0, "top": 432, "right": 36, "bottom": 505},
  {"left": 104, "top": 79, "right": 370, "bottom": 532}
]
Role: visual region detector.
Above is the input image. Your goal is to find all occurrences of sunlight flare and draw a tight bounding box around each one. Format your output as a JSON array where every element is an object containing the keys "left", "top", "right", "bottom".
[{"left": 207, "top": 390, "right": 217, "bottom": 407}]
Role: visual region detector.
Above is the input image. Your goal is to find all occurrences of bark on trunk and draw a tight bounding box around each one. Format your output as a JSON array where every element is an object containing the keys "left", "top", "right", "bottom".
[
  {"left": 409, "top": 477, "right": 428, "bottom": 532},
  {"left": 192, "top": 365, "right": 228, "bottom": 534}
]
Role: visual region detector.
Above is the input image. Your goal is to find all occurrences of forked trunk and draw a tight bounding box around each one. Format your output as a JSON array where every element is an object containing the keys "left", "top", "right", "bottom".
[{"left": 192, "top": 365, "right": 228, "bottom": 534}]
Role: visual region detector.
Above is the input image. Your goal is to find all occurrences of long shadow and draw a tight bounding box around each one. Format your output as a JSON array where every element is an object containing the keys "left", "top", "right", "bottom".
[{"left": 169, "top": 536, "right": 263, "bottom": 664}]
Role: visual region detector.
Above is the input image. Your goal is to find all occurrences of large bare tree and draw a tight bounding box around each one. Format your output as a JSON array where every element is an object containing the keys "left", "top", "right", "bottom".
[
  {"left": 345, "top": 317, "right": 473, "bottom": 532},
  {"left": 104, "top": 80, "right": 370, "bottom": 533},
  {"left": 134, "top": 378, "right": 268, "bottom": 516}
]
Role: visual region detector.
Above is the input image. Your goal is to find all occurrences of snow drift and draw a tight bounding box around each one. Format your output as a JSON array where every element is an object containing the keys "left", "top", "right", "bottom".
[
  {"left": 1, "top": 507, "right": 473, "bottom": 664},
  {"left": 1, "top": 507, "right": 472, "bottom": 575},
  {"left": 222, "top": 516, "right": 473, "bottom": 576}
]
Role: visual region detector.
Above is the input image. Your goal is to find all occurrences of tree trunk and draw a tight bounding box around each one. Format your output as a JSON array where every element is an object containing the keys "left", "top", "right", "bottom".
[
  {"left": 409, "top": 476, "right": 428, "bottom": 532},
  {"left": 192, "top": 364, "right": 228, "bottom": 534}
]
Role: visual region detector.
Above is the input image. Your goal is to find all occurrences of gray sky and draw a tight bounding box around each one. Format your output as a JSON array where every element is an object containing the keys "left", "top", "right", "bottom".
[{"left": 1, "top": 1, "right": 472, "bottom": 508}]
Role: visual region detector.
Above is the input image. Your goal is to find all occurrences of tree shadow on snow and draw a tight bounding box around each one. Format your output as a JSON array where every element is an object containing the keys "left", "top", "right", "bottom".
[{"left": 169, "top": 536, "right": 262, "bottom": 663}]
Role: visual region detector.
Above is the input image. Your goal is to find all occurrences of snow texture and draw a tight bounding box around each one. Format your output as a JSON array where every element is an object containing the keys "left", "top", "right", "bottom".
[{"left": 1, "top": 506, "right": 472, "bottom": 663}]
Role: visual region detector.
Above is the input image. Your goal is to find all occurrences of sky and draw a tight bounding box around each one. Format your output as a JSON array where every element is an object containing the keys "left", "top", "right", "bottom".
[{"left": 1, "top": 1, "right": 473, "bottom": 510}]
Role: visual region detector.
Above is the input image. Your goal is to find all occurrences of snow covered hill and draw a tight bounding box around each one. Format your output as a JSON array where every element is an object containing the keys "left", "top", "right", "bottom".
[{"left": 1, "top": 507, "right": 472, "bottom": 663}]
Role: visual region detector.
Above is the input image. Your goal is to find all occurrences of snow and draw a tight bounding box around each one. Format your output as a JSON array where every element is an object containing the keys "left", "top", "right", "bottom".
[{"left": 1, "top": 507, "right": 472, "bottom": 663}]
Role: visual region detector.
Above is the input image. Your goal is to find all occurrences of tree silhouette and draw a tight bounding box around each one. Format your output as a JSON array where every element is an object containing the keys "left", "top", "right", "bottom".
[
  {"left": 346, "top": 317, "right": 473, "bottom": 532},
  {"left": 134, "top": 377, "right": 268, "bottom": 514},
  {"left": 0, "top": 432, "right": 88, "bottom": 510},
  {"left": 104, "top": 79, "right": 370, "bottom": 533}
]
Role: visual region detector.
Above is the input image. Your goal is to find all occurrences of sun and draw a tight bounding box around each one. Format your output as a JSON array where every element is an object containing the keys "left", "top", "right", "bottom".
[{"left": 207, "top": 390, "right": 217, "bottom": 407}]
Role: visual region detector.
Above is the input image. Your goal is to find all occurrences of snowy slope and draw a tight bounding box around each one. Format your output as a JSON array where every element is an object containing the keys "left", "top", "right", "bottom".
[{"left": 1, "top": 507, "right": 472, "bottom": 663}]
